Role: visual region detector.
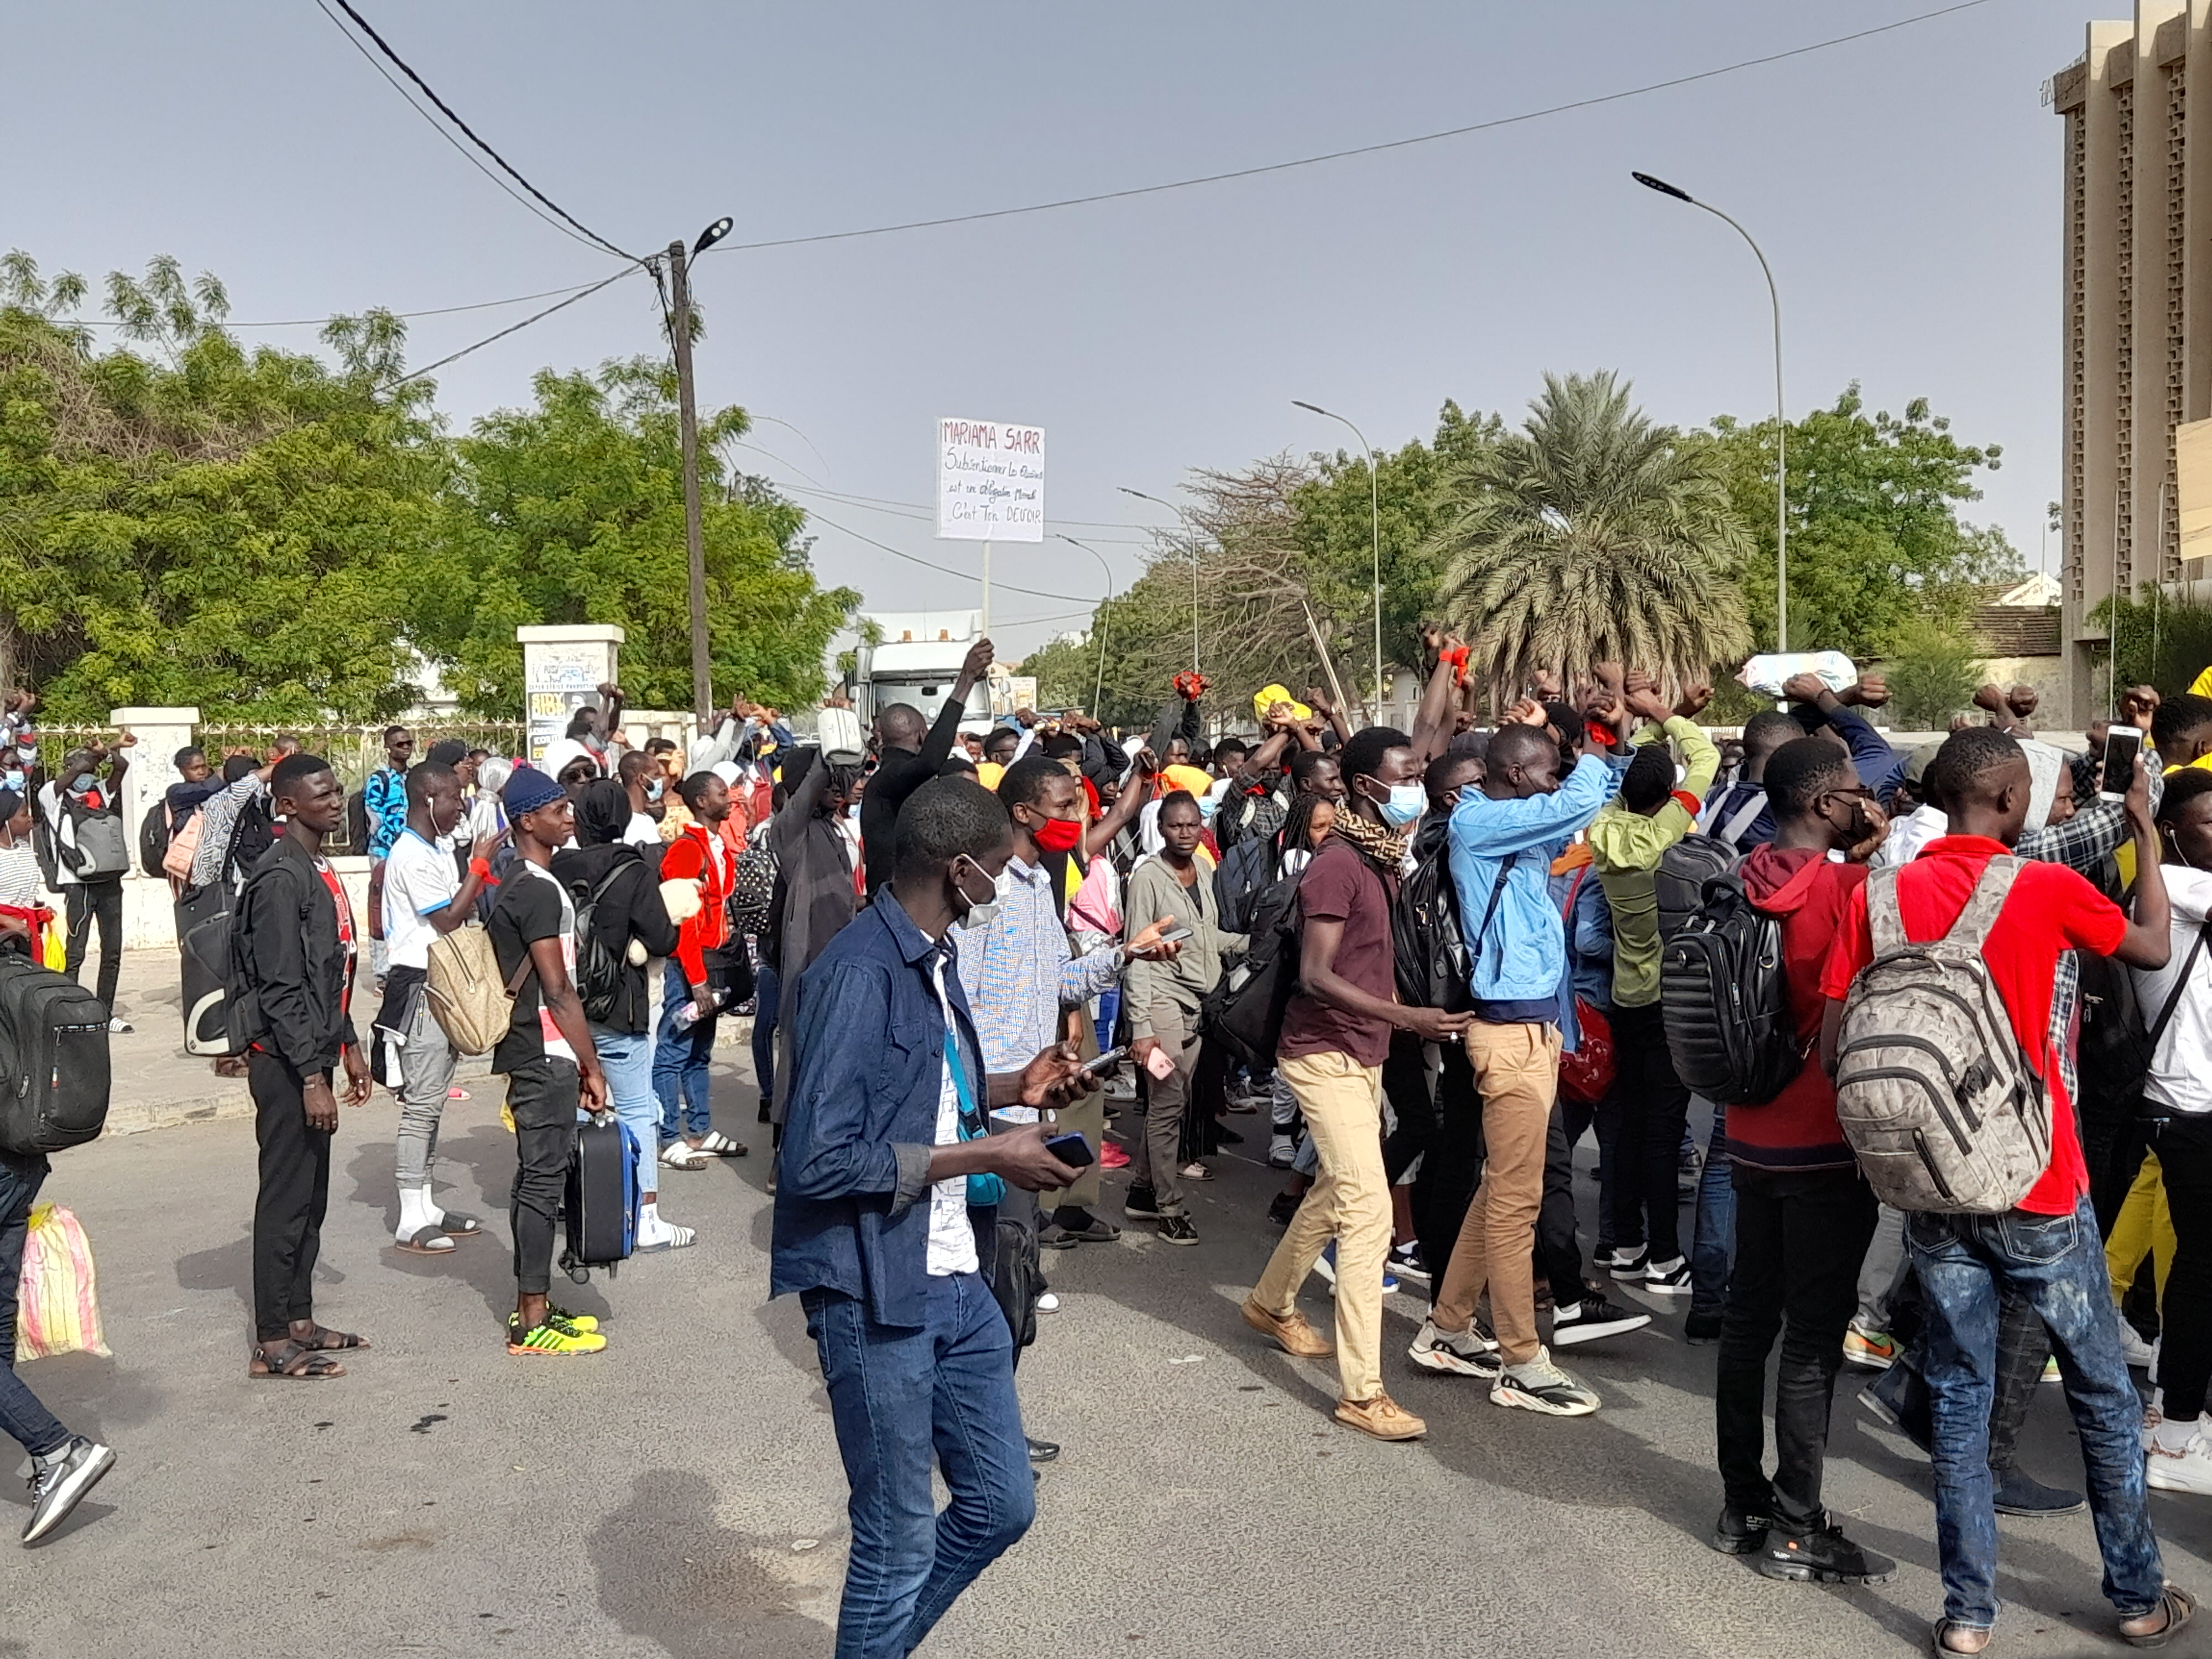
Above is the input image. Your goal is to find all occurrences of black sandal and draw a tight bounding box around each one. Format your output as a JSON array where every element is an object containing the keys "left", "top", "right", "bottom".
[
  {"left": 436, "top": 1211, "right": 483, "bottom": 1236},
  {"left": 293, "top": 1324, "right": 370, "bottom": 1352},
  {"left": 2122, "top": 1585, "right": 2197, "bottom": 1649},
  {"left": 395, "top": 1225, "right": 455, "bottom": 1255},
  {"left": 249, "top": 1339, "right": 345, "bottom": 1380}
]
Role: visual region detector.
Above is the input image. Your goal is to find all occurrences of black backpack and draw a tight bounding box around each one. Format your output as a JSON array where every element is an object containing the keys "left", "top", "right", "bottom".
[
  {"left": 1201, "top": 867, "right": 1306, "bottom": 1067},
  {"left": 1658, "top": 869, "right": 1800, "bottom": 1106},
  {"left": 731, "top": 835, "right": 777, "bottom": 939},
  {"left": 568, "top": 859, "right": 639, "bottom": 1027},
  {"left": 1655, "top": 833, "right": 1743, "bottom": 945},
  {"left": 138, "top": 802, "right": 171, "bottom": 878},
  {"left": 0, "top": 955, "right": 112, "bottom": 1155}
]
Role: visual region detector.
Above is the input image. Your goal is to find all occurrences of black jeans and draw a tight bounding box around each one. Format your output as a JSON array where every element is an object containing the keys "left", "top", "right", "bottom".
[
  {"left": 250, "top": 1052, "right": 332, "bottom": 1343},
  {"left": 1537, "top": 1098, "right": 1587, "bottom": 1304},
  {"left": 506, "top": 1057, "right": 579, "bottom": 1297},
  {"left": 2150, "top": 1113, "right": 2212, "bottom": 1421},
  {"left": 64, "top": 877, "right": 123, "bottom": 1014},
  {"left": 0, "top": 1151, "right": 69, "bottom": 1457},
  {"left": 1715, "top": 1167, "right": 1879, "bottom": 1528},
  {"left": 1413, "top": 1042, "right": 1485, "bottom": 1306},
  {"left": 1608, "top": 1001, "right": 1692, "bottom": 1263},
  {"left": 1381, "top": 1030, "right": 1438, "bottom": 1184}
]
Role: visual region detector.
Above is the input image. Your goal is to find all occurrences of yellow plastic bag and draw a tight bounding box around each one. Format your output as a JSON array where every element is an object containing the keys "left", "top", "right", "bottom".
[
  {"left": 1251, "top": 684, "right": 1313, "bottom": 726},
  {"left": 16, "top": 1204, "right": 111, "bottom": 1363},
  {"left": 39, "top": 919, "right": 65, "bottom": 972}
]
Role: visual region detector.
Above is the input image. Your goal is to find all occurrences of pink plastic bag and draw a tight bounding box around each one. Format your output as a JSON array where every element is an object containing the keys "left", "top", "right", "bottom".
[{"left": 16, "top": 1205, "right": 111, "bottom": 1362}]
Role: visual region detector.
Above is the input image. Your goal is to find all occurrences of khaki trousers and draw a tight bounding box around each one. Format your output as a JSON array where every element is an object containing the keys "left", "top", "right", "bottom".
[
  {"left": 1250, "top": 1051, "right": 1391, "bottom": 1402},
  {"left": 1432, "top": 1022, "right": 1562, "bottom": 1367}
]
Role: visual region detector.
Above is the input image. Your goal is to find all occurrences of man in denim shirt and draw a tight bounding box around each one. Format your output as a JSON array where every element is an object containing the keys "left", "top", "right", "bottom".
[{"left": 773, "top": 778, "right": 1094, "bottom": 1659}]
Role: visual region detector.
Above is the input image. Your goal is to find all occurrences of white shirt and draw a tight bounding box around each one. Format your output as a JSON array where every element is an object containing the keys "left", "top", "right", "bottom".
[
  {"left": 382, "top": 827, "right": 460, "bottom": 972},
  {"left": 1874, "top": 802, "right": 1949, "bottom": 868},
  {"left": 623, "top": 812, "right": 660, "bottom": 849},
  {"left": 0, "top": 838, "right": 40, "bottom": 908},
  {"left": 36, "top": 782, "right": 76, "bottom": 887},
  {"left": 926, "top": 952, "right": 980, "bottom": 1277},
  {"left": 2134, "top": 865, "right": 2212, "bottom": 1116}
]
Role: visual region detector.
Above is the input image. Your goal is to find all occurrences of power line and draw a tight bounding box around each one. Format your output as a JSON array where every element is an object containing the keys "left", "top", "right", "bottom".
[
  {"left": 315, "top": 0, "right": 640, "bottom": 263},
  {"left": 709, "top": 0, "right": 1994, "bottom": 258},
  {"left": 805, "top": 509, "right": 1102, "bottom": 606},
  {"left": 67, "top": 275, "right": 615, "bottom": 331},
  {"left": 379, "top": 265, "right": 640, "bottom": 389}
]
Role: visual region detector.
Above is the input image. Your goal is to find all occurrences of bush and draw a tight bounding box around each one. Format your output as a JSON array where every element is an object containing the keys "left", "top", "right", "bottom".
[
  {"left": 1881, "top": 617, "right": 1984, "bottom": 729},
  {"left": 2092, "top": 587, "right": 2212, "bottom": 698}
]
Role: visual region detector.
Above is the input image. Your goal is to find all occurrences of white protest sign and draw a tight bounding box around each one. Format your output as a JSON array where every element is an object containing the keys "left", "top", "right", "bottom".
[{"left": 936, "top": 418, "right": 1045, "bottom": 542}]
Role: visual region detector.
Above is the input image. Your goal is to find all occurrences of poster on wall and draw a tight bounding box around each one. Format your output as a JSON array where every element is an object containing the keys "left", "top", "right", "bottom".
[
  {"left": 524, "top": 641, "right": 608, "bottom": 763},
  {"left": 936, "top": 418, "right": 1045, "bottom": 542}
]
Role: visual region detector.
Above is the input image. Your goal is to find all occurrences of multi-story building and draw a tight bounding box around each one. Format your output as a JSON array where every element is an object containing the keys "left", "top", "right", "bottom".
[{"left": 2053, "top": 2, "right": 2212, "bottom": 719}]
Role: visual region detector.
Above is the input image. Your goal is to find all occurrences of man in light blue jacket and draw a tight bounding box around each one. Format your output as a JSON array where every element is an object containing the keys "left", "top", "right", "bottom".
[{"left": 1411, "top": 714, "right": 1616, "bottom": 1417}]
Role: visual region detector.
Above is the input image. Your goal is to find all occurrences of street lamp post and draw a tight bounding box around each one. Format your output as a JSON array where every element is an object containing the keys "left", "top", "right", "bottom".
[
  {"left": 1119, "top": 486, "right": 1199, "bottom": 675},
  {"left": 1055, "top": 533, "right": 1116, "bottom": 715},
  {"left": 1292, "top": 400, "right": 1383, "bottom": 714},
  {"left": 666, "top": 215, "right": 734, "bottom": 716},
  {"left": 1632, "top": 171, "right": 1788, "bottom": 652}
]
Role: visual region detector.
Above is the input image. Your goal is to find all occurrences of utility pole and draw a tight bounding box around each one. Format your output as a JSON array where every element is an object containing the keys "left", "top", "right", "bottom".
[{"left": 667, "top": 238, "right": 712, "bottom": 718}]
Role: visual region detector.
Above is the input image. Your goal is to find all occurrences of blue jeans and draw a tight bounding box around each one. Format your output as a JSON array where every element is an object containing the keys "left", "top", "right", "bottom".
[
  {"left": 1911, "top": 1197, "right": 2164, "bottom": 1630},
  {"left": 652, "top": 958, "right": 716, "bottom": 1143},
  {"left": 750, "top": 962, "right": 780, "bottom": 1106},
  {"left": 0, "top": 1152, "right": 70, "bottom": 1458},
  {"left": 1689, "top": 1100, "right": 1735, "bottom": 1319},
  {"left": 803, "top": 1272, "right": 1034, "bottom": 1658},
  {"left": 590, "top": 1022, "right": 658, "bottom": 1190}
]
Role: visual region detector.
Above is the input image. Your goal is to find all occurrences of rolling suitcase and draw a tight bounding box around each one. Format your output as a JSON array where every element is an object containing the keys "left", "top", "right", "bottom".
[
  {"left": 559, "top": 1115, "right": 638, "bottom": 1282},
  {"left": 176, "top": 885, "right": 238, "bottom": 1056},
  {"left": 0, "top": 956, "right": 112, "bottom": 1156}
]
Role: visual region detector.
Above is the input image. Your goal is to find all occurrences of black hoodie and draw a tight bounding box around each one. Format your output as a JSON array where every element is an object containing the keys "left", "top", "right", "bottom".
[{"left": 550, "top": 842, "right": 682, "bottom": 1034}]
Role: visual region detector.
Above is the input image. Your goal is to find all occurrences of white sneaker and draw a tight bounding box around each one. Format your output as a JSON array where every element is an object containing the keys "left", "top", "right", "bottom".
[
  {"left": 1408, "top": 1317, "right": 1499, "bottom": 1378},
  {"left": 1491, "top": 1344, "right": 1600, "bottom": 1417},
  {"left": 1036, "top": 1292, "right": 1061, "bottom": 1314},
  {"left": 2144, "top": 1389, "right": 2166, "bottom": 1449},
  {"left": 2119, "top": 1321, "right": 2158, "bottom": 1370},
  {"left": 106, "top": 1016, "right": 132, "bottom": 1035},
  {"left": 2146, "top": 1429, "right": 2212, "bottom": 1495}
]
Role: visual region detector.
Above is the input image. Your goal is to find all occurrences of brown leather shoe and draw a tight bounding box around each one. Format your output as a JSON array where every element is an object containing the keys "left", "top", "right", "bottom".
[
  {"left": 1334, "top": 1392, "right": 1427, "bottom": 1441},
  {"left": 1241, "top": 1297, "right": 1333, "bottom": 1358}
]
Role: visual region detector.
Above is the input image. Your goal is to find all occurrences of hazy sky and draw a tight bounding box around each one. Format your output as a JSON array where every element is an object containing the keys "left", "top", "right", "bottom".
[{"left": 8, "top": 0, "right": 2093, "bottom": 667}]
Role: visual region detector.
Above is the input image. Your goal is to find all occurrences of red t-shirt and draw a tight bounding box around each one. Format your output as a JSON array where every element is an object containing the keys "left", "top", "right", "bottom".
[
  {"left": 1819, "top": 835, "right": 2128, "bottom": 1216},
  {"left": 1277, "top": 837, "right": 1399, "bottom": 1069},
  {"left": 315, "top": 858, "right": 357, "bottom": 1022}
]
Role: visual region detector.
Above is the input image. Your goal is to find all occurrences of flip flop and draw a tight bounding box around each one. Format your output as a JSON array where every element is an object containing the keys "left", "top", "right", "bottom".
[
  {"left": 447, "top": 1086, "right": 471, "bottom": 1101},
  {"left": 249, "top": 1339, "right": 345, "bottom": 1380},
  {"left": 395, "top": 1225, "right": 456, "bottom": 1255},
  {"left": 435, "top": 1211, "right": 483, "bottom": 1237},
  {"left": 635, "top": 1224, "right": 698, "bottom": 1253},
  {"left": 695, "top": 1131, "right": 749, "bottom": 1157}
]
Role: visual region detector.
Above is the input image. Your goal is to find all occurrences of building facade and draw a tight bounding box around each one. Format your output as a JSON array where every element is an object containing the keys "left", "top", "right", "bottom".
[{"left": 2054, "top": 3, "right": 2212, "bottom": 718}]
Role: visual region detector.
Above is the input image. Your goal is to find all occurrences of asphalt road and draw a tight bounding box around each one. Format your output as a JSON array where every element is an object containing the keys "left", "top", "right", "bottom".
[{"left": 4, "top": 1052, "right": 2210, "bottom": 1659}]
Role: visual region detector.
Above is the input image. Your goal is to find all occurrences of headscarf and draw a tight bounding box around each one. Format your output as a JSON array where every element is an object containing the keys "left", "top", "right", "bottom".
[
  {"left": 477, "top": 755, "right": 514, "bottom": 796},
  {"left": 573, "top": 777, "right": 632, "bottom": 848}
]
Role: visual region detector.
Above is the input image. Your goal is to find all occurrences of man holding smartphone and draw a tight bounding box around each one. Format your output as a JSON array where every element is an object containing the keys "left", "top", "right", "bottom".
[{"left": 774, "top": 776, "right": 1096, "bottom": 1658}]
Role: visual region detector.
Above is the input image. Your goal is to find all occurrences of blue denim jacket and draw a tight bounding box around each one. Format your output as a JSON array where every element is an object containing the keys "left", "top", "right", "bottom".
[
  {"left": 770, "top": 890, "right": 987, "bottom": 1328},
  {"left": 1448, "top": 755, "right": 1615, "bottom": 1008}
]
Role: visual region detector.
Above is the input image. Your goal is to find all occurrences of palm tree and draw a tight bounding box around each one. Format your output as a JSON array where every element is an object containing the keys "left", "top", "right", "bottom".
[{"left": 1428, "top": 371, "right": 1750, "bottom": 697}]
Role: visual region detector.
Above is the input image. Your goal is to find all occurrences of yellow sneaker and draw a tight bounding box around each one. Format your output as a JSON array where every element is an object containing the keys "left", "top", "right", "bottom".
[
  {"left": 507, "top": 1313, "right": 606, "bottom": 1356},
  {"left": 545, "top": 1305, "right": 600, "bottom": 1334}
]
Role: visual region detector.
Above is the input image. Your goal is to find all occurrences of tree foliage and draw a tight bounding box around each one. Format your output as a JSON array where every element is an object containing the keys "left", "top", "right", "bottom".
[
  {"left": 1, "top": 251, "right": 855, "bottom": 723},
  {"left": 1429, "top": 371, "right": 1751, "bottom": 696},
  {"left": 1704, "top": 386, "right": 2018, "bottom": 658},
  {"left": 419, "top": 359, "right": 858, "bottom": 717},
  {"left": 1881, "top": 615, "right": 1985, "bottom": 730},
  {"left": 2091, "top": 586, "right": 2212, "bottom": 701}
]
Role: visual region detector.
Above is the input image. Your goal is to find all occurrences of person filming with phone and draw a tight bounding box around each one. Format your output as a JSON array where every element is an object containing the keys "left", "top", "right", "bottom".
[{"left": 1122, "top": 789, "right": 1246, "bottom": 1245}]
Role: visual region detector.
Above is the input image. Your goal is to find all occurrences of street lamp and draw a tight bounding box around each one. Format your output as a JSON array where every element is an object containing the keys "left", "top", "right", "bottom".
[
  {"left": 1632, "top": 171, "right": 1788, "bottom": 651},
  {"left": 1292, "top": 400, "right": 1383, "bottom": 714},
  {"left": 1055, "top": 533, "right": 1116, "bottom": 716},
  {"left": 1119, "top": 486, "right": 1199, "bottom": 676}
]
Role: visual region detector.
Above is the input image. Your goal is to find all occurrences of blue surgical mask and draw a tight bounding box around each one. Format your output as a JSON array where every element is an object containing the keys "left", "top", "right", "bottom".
[
  {"left": 1376, "top": 781, "right": 1425, "bottom": 827},
  {"left": 1, "top": 769, "right": 20, "bottom": 793},
  {"left": 1197, "top": 795, "right": 1218, "bottom": 822},
  {"left": 646, "top": 778, "right": 665, "bottom": 802}
]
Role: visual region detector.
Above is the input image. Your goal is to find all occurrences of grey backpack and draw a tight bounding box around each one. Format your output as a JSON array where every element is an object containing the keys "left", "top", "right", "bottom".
[{"left": 1833, "top": 856, "right": 2051, "bottom": 1214}]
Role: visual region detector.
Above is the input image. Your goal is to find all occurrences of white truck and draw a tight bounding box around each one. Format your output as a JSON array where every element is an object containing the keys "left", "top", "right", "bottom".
[{"left": 847, "top": 611, "right": 997, "bottom": 734}]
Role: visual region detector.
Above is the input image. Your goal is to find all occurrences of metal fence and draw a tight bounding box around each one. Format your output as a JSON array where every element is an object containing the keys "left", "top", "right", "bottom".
[{"left": 194, "top": 722, "right": 528, "bottom": 854}]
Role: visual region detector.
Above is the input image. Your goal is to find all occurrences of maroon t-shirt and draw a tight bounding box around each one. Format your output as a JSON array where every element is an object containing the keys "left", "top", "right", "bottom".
[{"left": 1277, "top": 837, "right": 1399, "bottom": 1068}]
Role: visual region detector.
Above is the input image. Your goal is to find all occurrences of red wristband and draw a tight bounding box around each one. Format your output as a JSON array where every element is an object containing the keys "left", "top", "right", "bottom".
[
  {"left": 1671, "top": 789, "right": 1703, "bottom": 817},
  {"left": 469, "top": 856, "right": 498, "bottom": 885}
]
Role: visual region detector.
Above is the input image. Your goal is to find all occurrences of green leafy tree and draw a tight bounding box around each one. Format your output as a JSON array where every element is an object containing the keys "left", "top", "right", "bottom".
[
  {"left": 2091, "top": 586, "right": 2212, "bottom": 700},
  {"left": 1704, "top": 386, "right": 2019, "bottom": 658},
  {"left": 0, "top": 253, "right": 443, "bottom": 719},
  {"left": 421, "top": 358, "right": 858, "bottom": 716},
  {"left": 1881, "top": 615, "right": 1985, "bottom": 729},
  {"left": 1429, "top": 371, "right": 1751, "bottom": 695}
]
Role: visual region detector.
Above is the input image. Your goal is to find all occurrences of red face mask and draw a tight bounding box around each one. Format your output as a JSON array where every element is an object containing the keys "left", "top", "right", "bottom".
[{"left": 1032, "top": 814, "right": 1084, "bottom": 854}]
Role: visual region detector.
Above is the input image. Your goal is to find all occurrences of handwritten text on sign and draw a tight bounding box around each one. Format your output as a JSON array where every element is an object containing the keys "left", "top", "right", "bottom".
[{"left": 937, "top": 418, "right": 1045, "bottom": 542}]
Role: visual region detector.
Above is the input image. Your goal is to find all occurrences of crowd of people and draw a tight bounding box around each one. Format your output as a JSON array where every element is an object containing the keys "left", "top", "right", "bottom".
[{"left": 2, "top": 648, "right": 2210, "bottom": 1658}]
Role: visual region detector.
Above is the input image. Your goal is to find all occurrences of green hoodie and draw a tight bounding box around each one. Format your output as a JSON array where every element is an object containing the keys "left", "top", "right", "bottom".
[{"left": 1587, "top": 716, "right": 1720, "bottom": 1009}]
